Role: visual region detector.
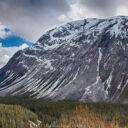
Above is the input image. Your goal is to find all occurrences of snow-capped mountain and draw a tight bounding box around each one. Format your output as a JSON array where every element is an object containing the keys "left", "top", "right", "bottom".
[
  {"left": 0, "top": 16, "right": 128, "bottom": 103},
  {"left": 0, "top": 24, "right": 33, "bottom": 68}
]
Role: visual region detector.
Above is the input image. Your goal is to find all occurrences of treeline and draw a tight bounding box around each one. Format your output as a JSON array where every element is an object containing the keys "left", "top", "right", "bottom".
[{"left": 0, "top": 96, "right": 128, "bottom": 127}]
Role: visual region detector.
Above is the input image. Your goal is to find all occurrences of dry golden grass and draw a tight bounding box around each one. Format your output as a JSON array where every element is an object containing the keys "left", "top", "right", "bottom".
[{"left": 59, "top": 105, "right": 119, "bottom": 128}]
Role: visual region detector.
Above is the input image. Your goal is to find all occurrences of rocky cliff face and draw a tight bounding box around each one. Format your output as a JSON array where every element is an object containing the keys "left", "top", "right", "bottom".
[{"left": 0, "top": 16, "right": 128, "bottom": 103}]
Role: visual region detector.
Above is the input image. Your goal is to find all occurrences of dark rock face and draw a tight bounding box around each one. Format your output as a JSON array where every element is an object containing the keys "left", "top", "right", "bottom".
[{"left": 0, "top": 16, "right": 128, "bottom": 103}]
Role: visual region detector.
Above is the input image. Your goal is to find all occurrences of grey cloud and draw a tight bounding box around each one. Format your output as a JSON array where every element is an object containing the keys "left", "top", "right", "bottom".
[
  {"left": 0, "top": 0, "right": 70, "bottom": 13},
  {"left": 31, "top": 0, "right": 70, "bottom": 13},
  {"left": 78, "top": 0, "right": 128, "bottom": 17},
  {"left": 0, "top": 0, "right": 70, "bottom": 41}
]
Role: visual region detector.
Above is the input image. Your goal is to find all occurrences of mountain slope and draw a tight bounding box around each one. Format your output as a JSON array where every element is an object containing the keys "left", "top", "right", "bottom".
[{"left": 0, "top": 16, "right": 128, "bottom": 103}]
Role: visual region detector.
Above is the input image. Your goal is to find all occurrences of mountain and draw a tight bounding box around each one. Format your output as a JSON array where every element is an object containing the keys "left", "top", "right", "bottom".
[{"left": 0, "top": 16, "right": 127, "bottom": 103}]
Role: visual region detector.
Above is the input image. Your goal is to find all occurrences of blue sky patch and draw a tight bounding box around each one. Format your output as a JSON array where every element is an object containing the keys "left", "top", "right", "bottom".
[{"left": 0, "top": 35, "right": 33, "bottom": 47}]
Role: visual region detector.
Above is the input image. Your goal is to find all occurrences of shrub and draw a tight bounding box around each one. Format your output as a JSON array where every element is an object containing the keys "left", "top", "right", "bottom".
[{"left": 59, "top": 105, "right": 119, "bottom": 128}]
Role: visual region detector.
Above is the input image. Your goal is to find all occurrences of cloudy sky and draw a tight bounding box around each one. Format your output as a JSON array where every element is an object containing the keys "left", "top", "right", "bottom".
[
  {"left": 0, "top": 0, "right": 128, "bottom": 68},
  {"left": 0, "top": 0, "right": 128, "bottom": 42}
]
